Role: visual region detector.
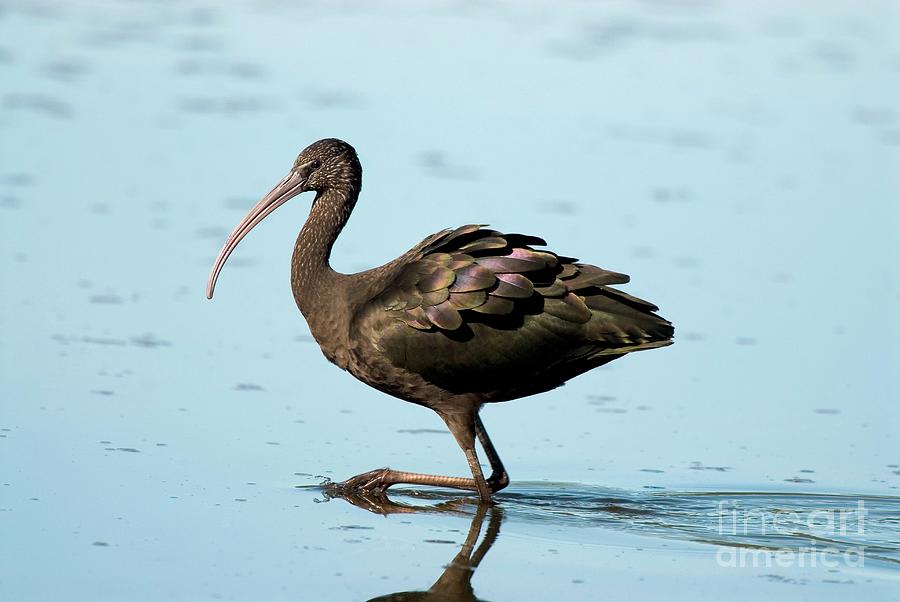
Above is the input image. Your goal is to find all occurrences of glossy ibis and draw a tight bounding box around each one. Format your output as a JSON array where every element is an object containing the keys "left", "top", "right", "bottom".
[{"left": 207, "top": 138, "right": 673, "bottom": 503}]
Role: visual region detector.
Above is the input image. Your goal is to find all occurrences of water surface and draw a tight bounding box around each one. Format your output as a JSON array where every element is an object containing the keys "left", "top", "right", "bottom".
[{"left": 1, "top": 0, "right": 898, "bottom": 599}]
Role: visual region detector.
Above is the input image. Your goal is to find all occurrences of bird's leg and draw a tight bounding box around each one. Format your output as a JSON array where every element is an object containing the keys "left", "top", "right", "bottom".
[
  {"left": 474, "top": 413, "right": 509, "bottom": 493},
  {"left": 446, "top": 412, "right": 493, "bottom": 503},
  {"left": 330, "top": 411, "right": 494, "bottom": 503},
  {"left": 330, "top": 466, "right": 485, "bottom": 498}
]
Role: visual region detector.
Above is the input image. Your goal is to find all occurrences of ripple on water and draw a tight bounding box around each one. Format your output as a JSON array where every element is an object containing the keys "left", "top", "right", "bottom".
[{"left": 311, "top": 482, "right": 900, "bottom": 572}]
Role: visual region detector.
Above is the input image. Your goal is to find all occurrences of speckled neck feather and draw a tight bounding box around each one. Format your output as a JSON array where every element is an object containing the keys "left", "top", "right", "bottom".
[{"left": 290, "top": 185, "right": 358, "bottom": 321}]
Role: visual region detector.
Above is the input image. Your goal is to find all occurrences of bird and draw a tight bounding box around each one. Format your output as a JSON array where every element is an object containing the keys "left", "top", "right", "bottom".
[{"left": 206, "top": 138, "right": 673, "bottom": 504}]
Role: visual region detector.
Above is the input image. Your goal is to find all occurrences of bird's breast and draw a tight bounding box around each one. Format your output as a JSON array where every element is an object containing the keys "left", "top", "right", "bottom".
[{"left": 302, "top": 307, "right": 353, "bottom": 371}]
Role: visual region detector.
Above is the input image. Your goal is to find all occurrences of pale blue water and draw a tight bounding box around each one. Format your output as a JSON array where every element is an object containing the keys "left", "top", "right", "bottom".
[{"left": 1, "top": 1, "right": 898, "bottom": 600}]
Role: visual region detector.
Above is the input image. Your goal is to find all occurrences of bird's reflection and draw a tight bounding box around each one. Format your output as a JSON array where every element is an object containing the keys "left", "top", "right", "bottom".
[{"left": 327, "top": 490, "right": 501, "bottom": 602}]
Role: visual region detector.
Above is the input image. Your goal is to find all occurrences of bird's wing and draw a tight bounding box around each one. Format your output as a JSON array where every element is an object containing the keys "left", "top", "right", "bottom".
[
  {"left": 359, "top": 224, "right": 673, "bottom": 398},
  {"left": 375, "top": 223, "right": 665, "bottom": 336}
]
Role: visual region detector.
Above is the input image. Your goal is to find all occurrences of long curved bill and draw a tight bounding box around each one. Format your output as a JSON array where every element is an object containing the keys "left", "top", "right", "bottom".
[{"left": 206, "top": 169, "right": 308, "bottom": 299}]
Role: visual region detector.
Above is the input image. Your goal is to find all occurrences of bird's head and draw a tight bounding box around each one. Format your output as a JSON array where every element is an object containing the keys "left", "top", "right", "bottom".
[
  {"left": 294, "top": 138, "right": 361, "bottom": 194},
  {"left": 205, "top": 138, "right": 361, "bottom": 299}
]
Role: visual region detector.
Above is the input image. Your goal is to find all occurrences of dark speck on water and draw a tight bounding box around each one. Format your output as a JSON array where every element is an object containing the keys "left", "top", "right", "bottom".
[
  {"left": 604, "top": 124, "right": 716, "bottom": 150},
  {"left": 1, "top": 195, "right": 23, "bottom": 209},
  {"left": 773, "top": 272, "right": 793, "bottom": 284},
  {"left": 90, "top": 202, "right": 110, "bottom": 215},
  {"left": 2, "top": 173, "right": 34, "bottom": 187},
  {"left": 785, "top": 477, "right": 816, "bottom": 483},
  {"left": 631, "top": 245, "right": 656, "bottom": 259},
  {"left": 223, "top": 197, "right": 254, "bottom": 210},
  {"left": 234, "top": 382, "right": 264, "bottom": 391},
  {"left": 760, "top": 574, "right": 808, "bottom": 585},
  {"left": 80, "top": 336, "right": 128, "bottom": 347},
  {"left": 651, "top": 186, "right": 692, "bottom": 202},
  {"left": 881, "top": 130, "right": 900, "bottom": 145},
  {"left": 129, "top": 333, "right": 171, "bottom": 348},
  {"left": 3, "top": 93, "right": 73, "bottom": 119},
  {"left": 184, "top": 6, "right": 219, "bottom": 27},
  {"left": 689, "top": 461, "right": 731, "bottom": 472},
  {"left": 91, "top": 541, "right": 109, "bottom": 547},
  {"left": 851, "top": 106, "right": 894, "bottom": 126},
  {"left": 536, "top": 200, "right": 580, "bottom": 215},
  {"left": 587, "top": 395, "right": 616, "bottom": 404},
  {"left": 418, "top": 150, "right": 479, "bottom": 180},
  {"left": 41, "top": 58, "right": 90, "bottom": 82},
  {"left": 179, "top": 34, "right": 225, "bottom": 53},
  {"left": 674, "top": 256, "right": 701, "bottom": 269},
  {"left": 89, "top": 293, "right": 124, "bottom": 305},
  {"left": 547, "top": 18, "right": 727, "bottom": 59},
  {"left": 218, "top": 256, "right": 256, "bottom": 268},
  {"left": 228, "top": 62, "right": 264, "bottom": 80},
  {"left": 396, "top": 428, "right": 449, "bottom": 435},
  {"left": 814, "top": 408, "right": 841, "bottom": 415},
  {"left": 195, "top": 226, "right": 229, "bottom": 239},
  {"left": 174, "top": 59, "right": 264, "bottom": 80},
  {"left": 79, "top": 21, "right": 158, "bottom": 49},
  {"left": 176, "top": 96, "right": 264, "bottom": 115},
  {"left": 303, "top": 90, "right": 365, "bottom": 110},
  {"left": 812, "top": 40, "right": 856, "bottom": 70}
]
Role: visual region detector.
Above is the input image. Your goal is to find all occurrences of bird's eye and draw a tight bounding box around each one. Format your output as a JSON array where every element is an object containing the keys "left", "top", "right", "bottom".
[{"left": 310, "top": 160, "right": 321, "bottom": 170}]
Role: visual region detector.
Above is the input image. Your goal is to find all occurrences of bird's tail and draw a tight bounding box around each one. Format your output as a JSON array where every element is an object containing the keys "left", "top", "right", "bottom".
[{"left": 582, "top": 284, "right": 675, "bottom": 351}]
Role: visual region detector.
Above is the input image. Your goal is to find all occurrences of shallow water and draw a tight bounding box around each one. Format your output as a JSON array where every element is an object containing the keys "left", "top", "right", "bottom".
[{"left": 1, "top": 0, "right": 898, "bottom": 600}]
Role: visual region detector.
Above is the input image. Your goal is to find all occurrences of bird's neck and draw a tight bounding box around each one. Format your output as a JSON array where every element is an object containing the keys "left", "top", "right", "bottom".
[{"left": 290, "top": 187, "right": 355, "bottom": 317}]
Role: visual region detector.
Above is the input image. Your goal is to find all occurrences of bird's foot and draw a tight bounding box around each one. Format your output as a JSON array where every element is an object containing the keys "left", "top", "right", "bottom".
[{"left": 328, "top": 467, "right": 394, "bottom": 496}]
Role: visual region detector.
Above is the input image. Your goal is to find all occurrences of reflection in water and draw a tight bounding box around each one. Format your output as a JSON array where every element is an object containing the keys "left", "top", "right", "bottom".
[
  {"left": 323, "top": 483, "right": 900, "bottom": 572},
  {"left": 329, "top": 491, "right": 500, "bottom": 602},
  {"left": 325, "top": 487, "right": 476, "bottom": 517}
]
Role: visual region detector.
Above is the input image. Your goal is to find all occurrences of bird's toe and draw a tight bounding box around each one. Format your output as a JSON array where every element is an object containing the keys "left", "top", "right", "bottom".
[{"left": 334, "top": 467, "right": 393, "bottom": 493}]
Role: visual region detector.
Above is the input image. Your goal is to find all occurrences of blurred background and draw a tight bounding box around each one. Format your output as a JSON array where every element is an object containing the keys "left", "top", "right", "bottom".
[{"left": 1, "top": 1, "right": 898, "bottom": 600}]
